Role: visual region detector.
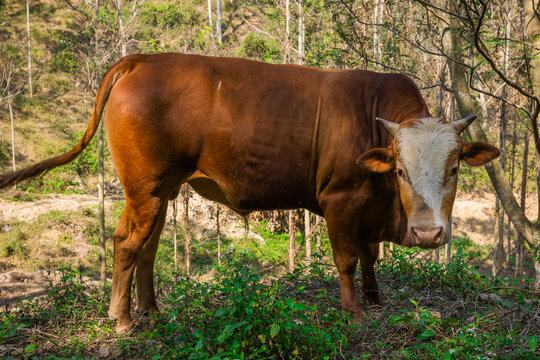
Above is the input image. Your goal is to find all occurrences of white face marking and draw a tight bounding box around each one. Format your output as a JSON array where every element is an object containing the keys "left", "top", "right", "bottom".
[
  {"left": 397, "top": 118, "right": 458, "bottom": 228},
  {"left": 217, "top": 81, "right": 222, "bottom": 91}
]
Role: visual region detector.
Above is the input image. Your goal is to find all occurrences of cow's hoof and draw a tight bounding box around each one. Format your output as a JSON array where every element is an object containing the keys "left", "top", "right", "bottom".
[
  {"left": 115, "top": 320, "right": 135, "bottom": 335},
  {"left": 135, "top": 305, "right": 159, "bottom": 317},
  {"left": 108, "top": 309, "right": 120, "bottom": 321},
  {"left": 363, "top": 290, "right": 383, "bottom": 306},
  {"left": 351, "top": 311, "right": 369, "bottom": 325}
]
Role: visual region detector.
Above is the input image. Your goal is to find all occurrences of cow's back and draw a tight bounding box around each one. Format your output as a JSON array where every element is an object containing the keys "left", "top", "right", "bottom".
[{"left": 104, "top": 54, "right": 427, "bottom": 214}]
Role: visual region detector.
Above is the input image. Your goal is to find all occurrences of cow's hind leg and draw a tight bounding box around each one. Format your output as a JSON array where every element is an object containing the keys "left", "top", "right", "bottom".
[
  {"left": 135, "top": 202, "right": 168, "bottom": 316},
  {"left": 107, "top": 195, "right": 166, "bottom": 334},
  {"left": 359, "top": 243, "right": 383, "bottom": 305}
]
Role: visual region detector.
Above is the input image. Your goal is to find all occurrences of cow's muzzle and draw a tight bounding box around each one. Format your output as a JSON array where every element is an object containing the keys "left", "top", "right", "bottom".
[{"left": 410, "top": 226, "right": 444, "bottom": 248}]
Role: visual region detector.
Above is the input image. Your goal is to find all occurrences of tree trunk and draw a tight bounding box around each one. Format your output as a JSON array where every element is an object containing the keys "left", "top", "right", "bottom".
[
  {"left": 285, "top": 0, "right": 290, "bottom": 62},
  {"left": 316, "top": 215, "right": 322, "bottom": 254},
  {"left": 445, "top": 97, "right": 455, "bottom": 265},
  {"left": 93, "top": 0, "right": 107, "bottom": 291},
  {"left": 207, "top": 0, "right": 214, "bottom": 41},
  {"left": 8, "top": 94, "right": 15, "bottom": 173},
  {"left": 525, "top": 0, "right": 540, "bottom": 108},
  {"left": 288, "top": 210, "right": 295, "bottom": 272},
  {"left": 304, "top": 209, "right": 311, "bottom": 263},
  {"left": 216, "top": 0, "right": 222, "bottom": 44},
  {"left": 297, "top": 0, "right": 304, "bottom": 65},
  {"left": 183, "top": 185, "right": 191, "bottom": 277},
  {"left": 524, "top": 0, "right": 540, "bottom": 285},
  {"left": 516, "top": 133, "right": 529, "bottom": 277},
  {"left": 501, "top": 13, "right": 511, "bottom": 266},
  {"left": 493, "top": 199, "right": 505, "bottom": 275},
  {"left": 448, "top": 2, "right": 540, "bottom": 249},
  {"left": 116, "top": 0, "right": 127, "bottom": 57},
  {"left": 172, "top": 199, "right": 178, "bottom": 273},
  {"left": 216, "top": 204, "right": 221, "bottom": 267},
  {"left": 445, "top": 218, "right": 452, "bottom": 264},
  {"left": 98, "top": 120, "right": 106, "bottom": 289},
  {"left": 509, "top": 115, "right": 517, "bottom": 267},
  {"left": 26, "top": 0, "right": 32, "bottom": 98},
  {"left": 373, "top": 0, "right": 383, "bottom": 70}
]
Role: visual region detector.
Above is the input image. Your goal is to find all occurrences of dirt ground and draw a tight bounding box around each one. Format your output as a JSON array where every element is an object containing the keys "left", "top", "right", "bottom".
[{"left": 0, "top": 190, "right": 537, "bottom": 309}]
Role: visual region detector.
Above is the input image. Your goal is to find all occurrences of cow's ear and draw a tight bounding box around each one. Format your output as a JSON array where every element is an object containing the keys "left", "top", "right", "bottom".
[
  {"left": 357, "top": 148, "right": 394, "bottom": 173},
  {"left": 461, "top": 142, "right": 500, "bottom": 166}
]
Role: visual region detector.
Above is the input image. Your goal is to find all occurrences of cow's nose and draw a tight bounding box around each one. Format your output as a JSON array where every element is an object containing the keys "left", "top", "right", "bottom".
[{"left": 411, "top": 226, "right": 443, "bottom": 246}]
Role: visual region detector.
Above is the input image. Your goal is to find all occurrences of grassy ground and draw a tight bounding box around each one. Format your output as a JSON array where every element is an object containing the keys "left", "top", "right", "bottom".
[{"left": 0, "top": 206, "right": 539, "bottom": 359}]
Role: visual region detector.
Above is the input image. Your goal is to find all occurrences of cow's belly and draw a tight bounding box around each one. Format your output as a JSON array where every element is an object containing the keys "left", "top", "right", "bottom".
[{"left": 187, "top": 166, "right": 315, "bottom": 214}]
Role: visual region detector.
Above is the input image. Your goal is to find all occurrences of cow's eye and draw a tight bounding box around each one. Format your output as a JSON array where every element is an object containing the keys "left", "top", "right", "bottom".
[
  {"left": 451, "top": 167, "right": 458, "bottom": 175},
  {"left": 397, "top": 169, "right": 405, "bottom": 177}
]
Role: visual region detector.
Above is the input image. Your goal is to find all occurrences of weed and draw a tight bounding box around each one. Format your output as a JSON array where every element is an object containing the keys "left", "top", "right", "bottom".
[
  {"left": 0, "top": 226, "right": 27, "bottom": 258},
  {"left": 237, "top": 32, "right": 282, "bottom": 63}
]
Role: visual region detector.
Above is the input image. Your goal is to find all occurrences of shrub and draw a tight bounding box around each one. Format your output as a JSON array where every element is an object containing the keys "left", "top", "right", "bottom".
[
  {"left": 238, "top": 32, "right": 282, "bottom": 63},
  {"left": 157, "top": 258, "right": 350, "bottom": 359},
  {"left": 140, "top": 2, "right": 201, "bottom": 29},
  {"left": 0, "top": 227, "right": 26, "bottom": 257},
  {"left": 380, "top": 248, "right": 481, "bottom": 291},
  {"left": 51, "top": 31, "right": 79, "bottom": 73}
]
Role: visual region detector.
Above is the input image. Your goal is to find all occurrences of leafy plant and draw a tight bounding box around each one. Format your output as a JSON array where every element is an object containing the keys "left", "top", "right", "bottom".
[{"left": 238, "top": 32, "right": 282, "bottom": 63}]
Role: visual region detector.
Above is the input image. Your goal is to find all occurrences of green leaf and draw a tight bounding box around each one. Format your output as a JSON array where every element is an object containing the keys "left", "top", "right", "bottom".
[
  {"left": 416, "top": 330, "right": 435, "bottom": 340},
  {"left": 270, "top": 324, "right": 280, "bottom": 338},
  {"left": 24, "top": 344, "right": 36, "bottom": 355},
  {"left": 215, "top": 308, "right": 228, "bottom": 317},
  {"left": 529, "top": 335, "right": 538, "bottom": 351},
  {"left": 388, "top": 315, "right": 404, "bottom": 324}
]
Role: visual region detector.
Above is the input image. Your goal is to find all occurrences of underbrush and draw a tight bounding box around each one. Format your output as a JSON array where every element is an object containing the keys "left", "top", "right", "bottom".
[{"left": 1, "top": 248, "right": 538, "bottom": 359}]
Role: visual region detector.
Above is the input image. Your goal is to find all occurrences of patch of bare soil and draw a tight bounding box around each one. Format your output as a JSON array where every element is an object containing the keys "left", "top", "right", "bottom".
[
  {"left": 0, "top": 194, "right": 116, "bottom": 223},
  {"left": 0, "top": 270, "right": 52, "bottom": 309},
  {"left": 452, "top": 190, "right": 538, "bottom": 246}
]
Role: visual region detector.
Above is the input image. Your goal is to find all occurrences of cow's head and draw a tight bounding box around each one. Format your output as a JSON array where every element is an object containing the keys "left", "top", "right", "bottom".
[{"left": 357, "top": 116, "right": 499, "bottom": 248}]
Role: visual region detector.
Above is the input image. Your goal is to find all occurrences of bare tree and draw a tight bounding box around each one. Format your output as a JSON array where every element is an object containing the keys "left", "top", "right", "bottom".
[
  {"left": 0, "top": 43, "right": 23, "bottom": 180},
  {"left": 373, "top": 0, "right": 383, "bottom": 70},
  {"left": 516, "top": 133, "right": 529, "bottom": 277},
  {"left": 92, "top": 0, "right": 107, "bottom": 290},
  {"left": 207, "top": 0, "right": 214, "bottom": 42},
  {"left": 216, "top": 0, "right": 222, "bottom": 44},
  {"left": 285, "top": 0, "right": 290, "bottom": 62},
  {"left": 113, "top": 0, "right": 145, "bottom": 57},
  {"left": 304, "top": 209, "right": 311, "bottom": 263},
  {"left": 172, "top": 199, "right": 178, "bottom": 272},
  {"left": 182, "top": 185, "right": 192, "bottom": 277},
  {"left": 288, "top": 211, "right": 295, "bottom": 272},
  {"left": 26, "top": 0, "right": 32, "bottom": 97},
  {"left": 297, "top": 0, "right": 304, "bottom": 64},
  {"left": 216, "top": 204, "right": 221, "bottom": 267}
]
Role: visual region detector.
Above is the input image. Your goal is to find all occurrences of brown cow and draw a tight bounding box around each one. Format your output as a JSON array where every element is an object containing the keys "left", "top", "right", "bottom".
[{"left": 0, "top": 54, "right": 499, "bottom": 333}]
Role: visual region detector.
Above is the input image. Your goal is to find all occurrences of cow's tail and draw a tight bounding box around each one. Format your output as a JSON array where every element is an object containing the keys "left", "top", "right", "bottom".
[{"left": 0, "top": 59, "right": 127, "bottom": 190}]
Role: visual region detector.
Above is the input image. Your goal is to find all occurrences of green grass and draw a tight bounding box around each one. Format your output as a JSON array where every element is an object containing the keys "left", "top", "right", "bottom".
[{"left": 1, "top": 229, "right": 538, "bottom": 359}]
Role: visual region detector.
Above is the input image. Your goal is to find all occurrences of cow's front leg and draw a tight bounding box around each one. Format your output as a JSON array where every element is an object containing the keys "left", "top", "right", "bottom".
[
  {"left": 325, "top": 215, "right": 365, "bottom": 323},
  {"left": 359, "top": 243, "right": 383, "bottom": 305}
]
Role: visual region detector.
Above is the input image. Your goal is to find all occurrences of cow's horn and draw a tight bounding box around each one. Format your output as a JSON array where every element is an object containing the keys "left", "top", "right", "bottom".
[
  {"left": 452, "top": 115, "right": 476, "bottom": 134},
  {"left": 376, "top": 118, "right": 399, "bottom": 136}
]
